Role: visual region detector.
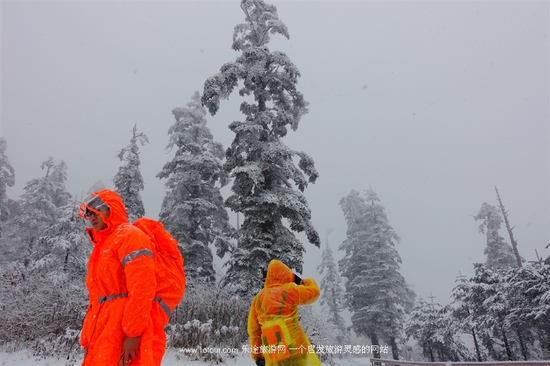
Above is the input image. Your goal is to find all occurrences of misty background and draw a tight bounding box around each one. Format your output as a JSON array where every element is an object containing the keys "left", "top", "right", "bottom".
[{"left": 2, "top": 0, "right": 548, "bottom": 305}]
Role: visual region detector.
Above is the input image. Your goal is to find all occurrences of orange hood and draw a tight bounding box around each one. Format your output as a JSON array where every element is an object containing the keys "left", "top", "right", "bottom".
[
  {"left": 264, "top": 259, "right": 294, "bottom": 287},
  {"left": 80, "top": 189, "right": 129, "bottom": 243}
]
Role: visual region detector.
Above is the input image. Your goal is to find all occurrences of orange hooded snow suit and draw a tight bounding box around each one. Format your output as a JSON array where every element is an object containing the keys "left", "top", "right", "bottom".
[
  {"left": 248, "top": 259, "right": 322, "bottom": 366},
  {"left": 80, "top": 189, "right": 168, "bottom": 366}
]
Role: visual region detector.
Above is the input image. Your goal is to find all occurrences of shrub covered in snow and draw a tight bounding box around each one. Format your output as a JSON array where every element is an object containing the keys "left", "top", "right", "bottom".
[
  {"left": 165, "top": 283, "right": 250, "bottom": 363},
  {"left": 0, "top": 264, "right": 86, "bottom": 365},
  {"left": 298, "top": 305, "right": 337, "bottom": 366}
]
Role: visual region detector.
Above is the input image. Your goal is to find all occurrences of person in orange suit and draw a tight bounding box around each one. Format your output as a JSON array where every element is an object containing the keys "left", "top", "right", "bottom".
[
  {"left": 248, "top": 259, "right": 322, "bottom": 366},
  {"left": 79, "top": 189, "right": 167, "bottom": 366}
]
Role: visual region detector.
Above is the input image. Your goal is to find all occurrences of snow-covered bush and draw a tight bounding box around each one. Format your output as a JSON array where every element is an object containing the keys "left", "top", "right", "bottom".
[
  {"left": 166, "top": 283, "right": 249, "bottom": 363},
  {"left": 32, "top": 328, "right": 82, "bottom": 365},
  {"left": 299, "top": 305, "right": 337, "bottom": 366},
  {"left": 0, "top": 263, "right": 87, "bottom": 364}
]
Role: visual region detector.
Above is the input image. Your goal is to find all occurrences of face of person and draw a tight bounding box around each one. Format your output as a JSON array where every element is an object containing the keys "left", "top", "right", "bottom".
[{"left": 87, "top": 207, "right": 110, "bottom": 232}]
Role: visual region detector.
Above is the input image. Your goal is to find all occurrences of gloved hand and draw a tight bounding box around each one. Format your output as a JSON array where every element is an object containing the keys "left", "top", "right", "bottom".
[
  {"left": 293, "top": 273, "right": 302, "bottom": 285},
  {"left": 254, "top": 356, "right": 266, "bottom": 366}
]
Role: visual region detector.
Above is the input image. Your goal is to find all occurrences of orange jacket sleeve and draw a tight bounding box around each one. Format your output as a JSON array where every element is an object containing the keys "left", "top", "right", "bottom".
[
  {"left": 80, "top": 301, "right": 93, "bottom": 348},
  {"left": 294, "top": 278, "right": 320, "bottom": 305},
  {"left": 118, "top": 227, "right": 157, "bottom": 338},
  {"left": 247, "top": 295, "right": 263, "bottom": 358}
]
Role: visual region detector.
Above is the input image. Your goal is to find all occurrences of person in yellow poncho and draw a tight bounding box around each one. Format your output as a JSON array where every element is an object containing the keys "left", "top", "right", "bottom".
[{"left": 248, "top": 259, "right": 322, "bottom": 366}]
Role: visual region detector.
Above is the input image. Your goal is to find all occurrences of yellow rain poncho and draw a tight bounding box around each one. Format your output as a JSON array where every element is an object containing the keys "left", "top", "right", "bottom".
[{"left": 248, "top": 259, "right": 322, "bottom": 366}]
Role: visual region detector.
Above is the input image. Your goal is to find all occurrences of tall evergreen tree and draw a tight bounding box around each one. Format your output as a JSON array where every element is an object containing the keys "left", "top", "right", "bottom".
[
  {"left": 12, "top": 157, "right": 71, "bottom": 256},
  {"left": 30, "top": 200, "right": 89, "bottom": 282},
  {"left": 113, "top": 124, "right": 148, "bottom": 222},
  {"left": 462, "top": 264, "right": 525, "bottom": 361},
  {"left": 317, "top": 238, "right": 348, "bottom": 345},
  {"left": 0, "top": 138, "right": 15, "bottom": 237},
  {"left": 475, "top": 202, "right": 518, "bottom": 271},
  {"left": 456, "top": 264, "right": 503, "bottom": 360},
  {"left": 339, "top": 189, "right": 414, "bottom": 360},
  {"left": 158, "top": 92, "right": 234, "bottom": 285},
  {"left": 451, "top": 274, "right": 485, "bottom": 361},
  {"left": 202, "top": 0, "right": 319, "bottom": 296}
]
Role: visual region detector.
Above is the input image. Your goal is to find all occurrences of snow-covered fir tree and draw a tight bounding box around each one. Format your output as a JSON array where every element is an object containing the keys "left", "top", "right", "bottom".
[
  {"left": 30, "top": 200, "right": 89, "bottom": 282},
  {"left": 28, "top": 200, "right": 90, "bottom": 327},
  {"left": 450, "top": 273, "right": 485, "bottom": 361},
  {"left": 456, "top": 264, "right": 505, "bottom": 360},
  {"left": 509, "top": 261, "right": 550, "bottom": 359},
  {"left": 48, "top": 159, "right": 71, "bottom": 208},
  {"left": 339, "top": 188, "right": 415, "bottom": 360},
  {"left": 158, "top": 92, "right": 234, "bottom": 285},
  {"left": 470, "top": 264, "right": 519, "bottom": 360},
  {"left": 502, "top": 265, "right": 541, "bottom": 361},
  {"left": 0, "top": 161, "right": 87, "bottom": 361},
  {"left": 475, "top": 202, "right": 518, "bottom": 271},
  {"left": 202, "top": 0, "right": 319, "bottom": 296},
  {"left": 317, "top": 238, "right": 348, "bottom": 345},
  {"left": 113, "top": 124, "right": 148, "bottom": 222},
  {"left": 406, "top": 297, "right": 473, "bottom": 362},
  {"left": 11, "top": 157, "right": 71, "bottom": 258},
  {"left": 0, "top": 138, "right": 15, "bottom": 237}
]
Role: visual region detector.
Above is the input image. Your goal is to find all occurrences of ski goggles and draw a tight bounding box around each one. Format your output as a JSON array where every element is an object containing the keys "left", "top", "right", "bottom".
[{"left": 79, "top": 195, "right": 109, "bottom": 219}]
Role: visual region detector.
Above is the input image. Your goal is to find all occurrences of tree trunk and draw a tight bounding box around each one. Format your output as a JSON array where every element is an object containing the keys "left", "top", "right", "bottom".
[
  {"left": 438, "top": 347, "right": 445, "bottom": 362},
  {"left": 472, "top": 328, "right": 483, "bottom": 362},
  {"left": 63, "top": 249, "right": 69, "bottom": 272},
  {"left": 428, "top": 341, "right": 435, "bottom": 362},
  {"left": 516, "top": 329, "right": 529, "bottom": 361},
  {"left": 390, "top": 335, "right": 399, "bottom": 360},
  {"left": 483, "top": 333, "right": 500, "bottom": 361},
  {"left": 370, "top": 332, "right": 381, "bottom": 364},
  {"left": 501, "top": 328, "right": 514, "bottom": 361},
  {"left": 495, "top": 186, "right": 522, "bottom": 267},
  {"left": 536, "top": 324, "right": 550, "bottom": 356}
]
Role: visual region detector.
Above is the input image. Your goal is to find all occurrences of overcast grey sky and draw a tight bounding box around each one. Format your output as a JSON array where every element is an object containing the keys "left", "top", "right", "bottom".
[{"left": 2, "top": 0, "right": 548, "bottom": 304}]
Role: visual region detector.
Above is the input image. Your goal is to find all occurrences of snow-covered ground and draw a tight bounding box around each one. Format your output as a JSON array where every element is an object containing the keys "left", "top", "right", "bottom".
[{"left": 0, "top": 349, "right": 371, "bottom": 365}]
